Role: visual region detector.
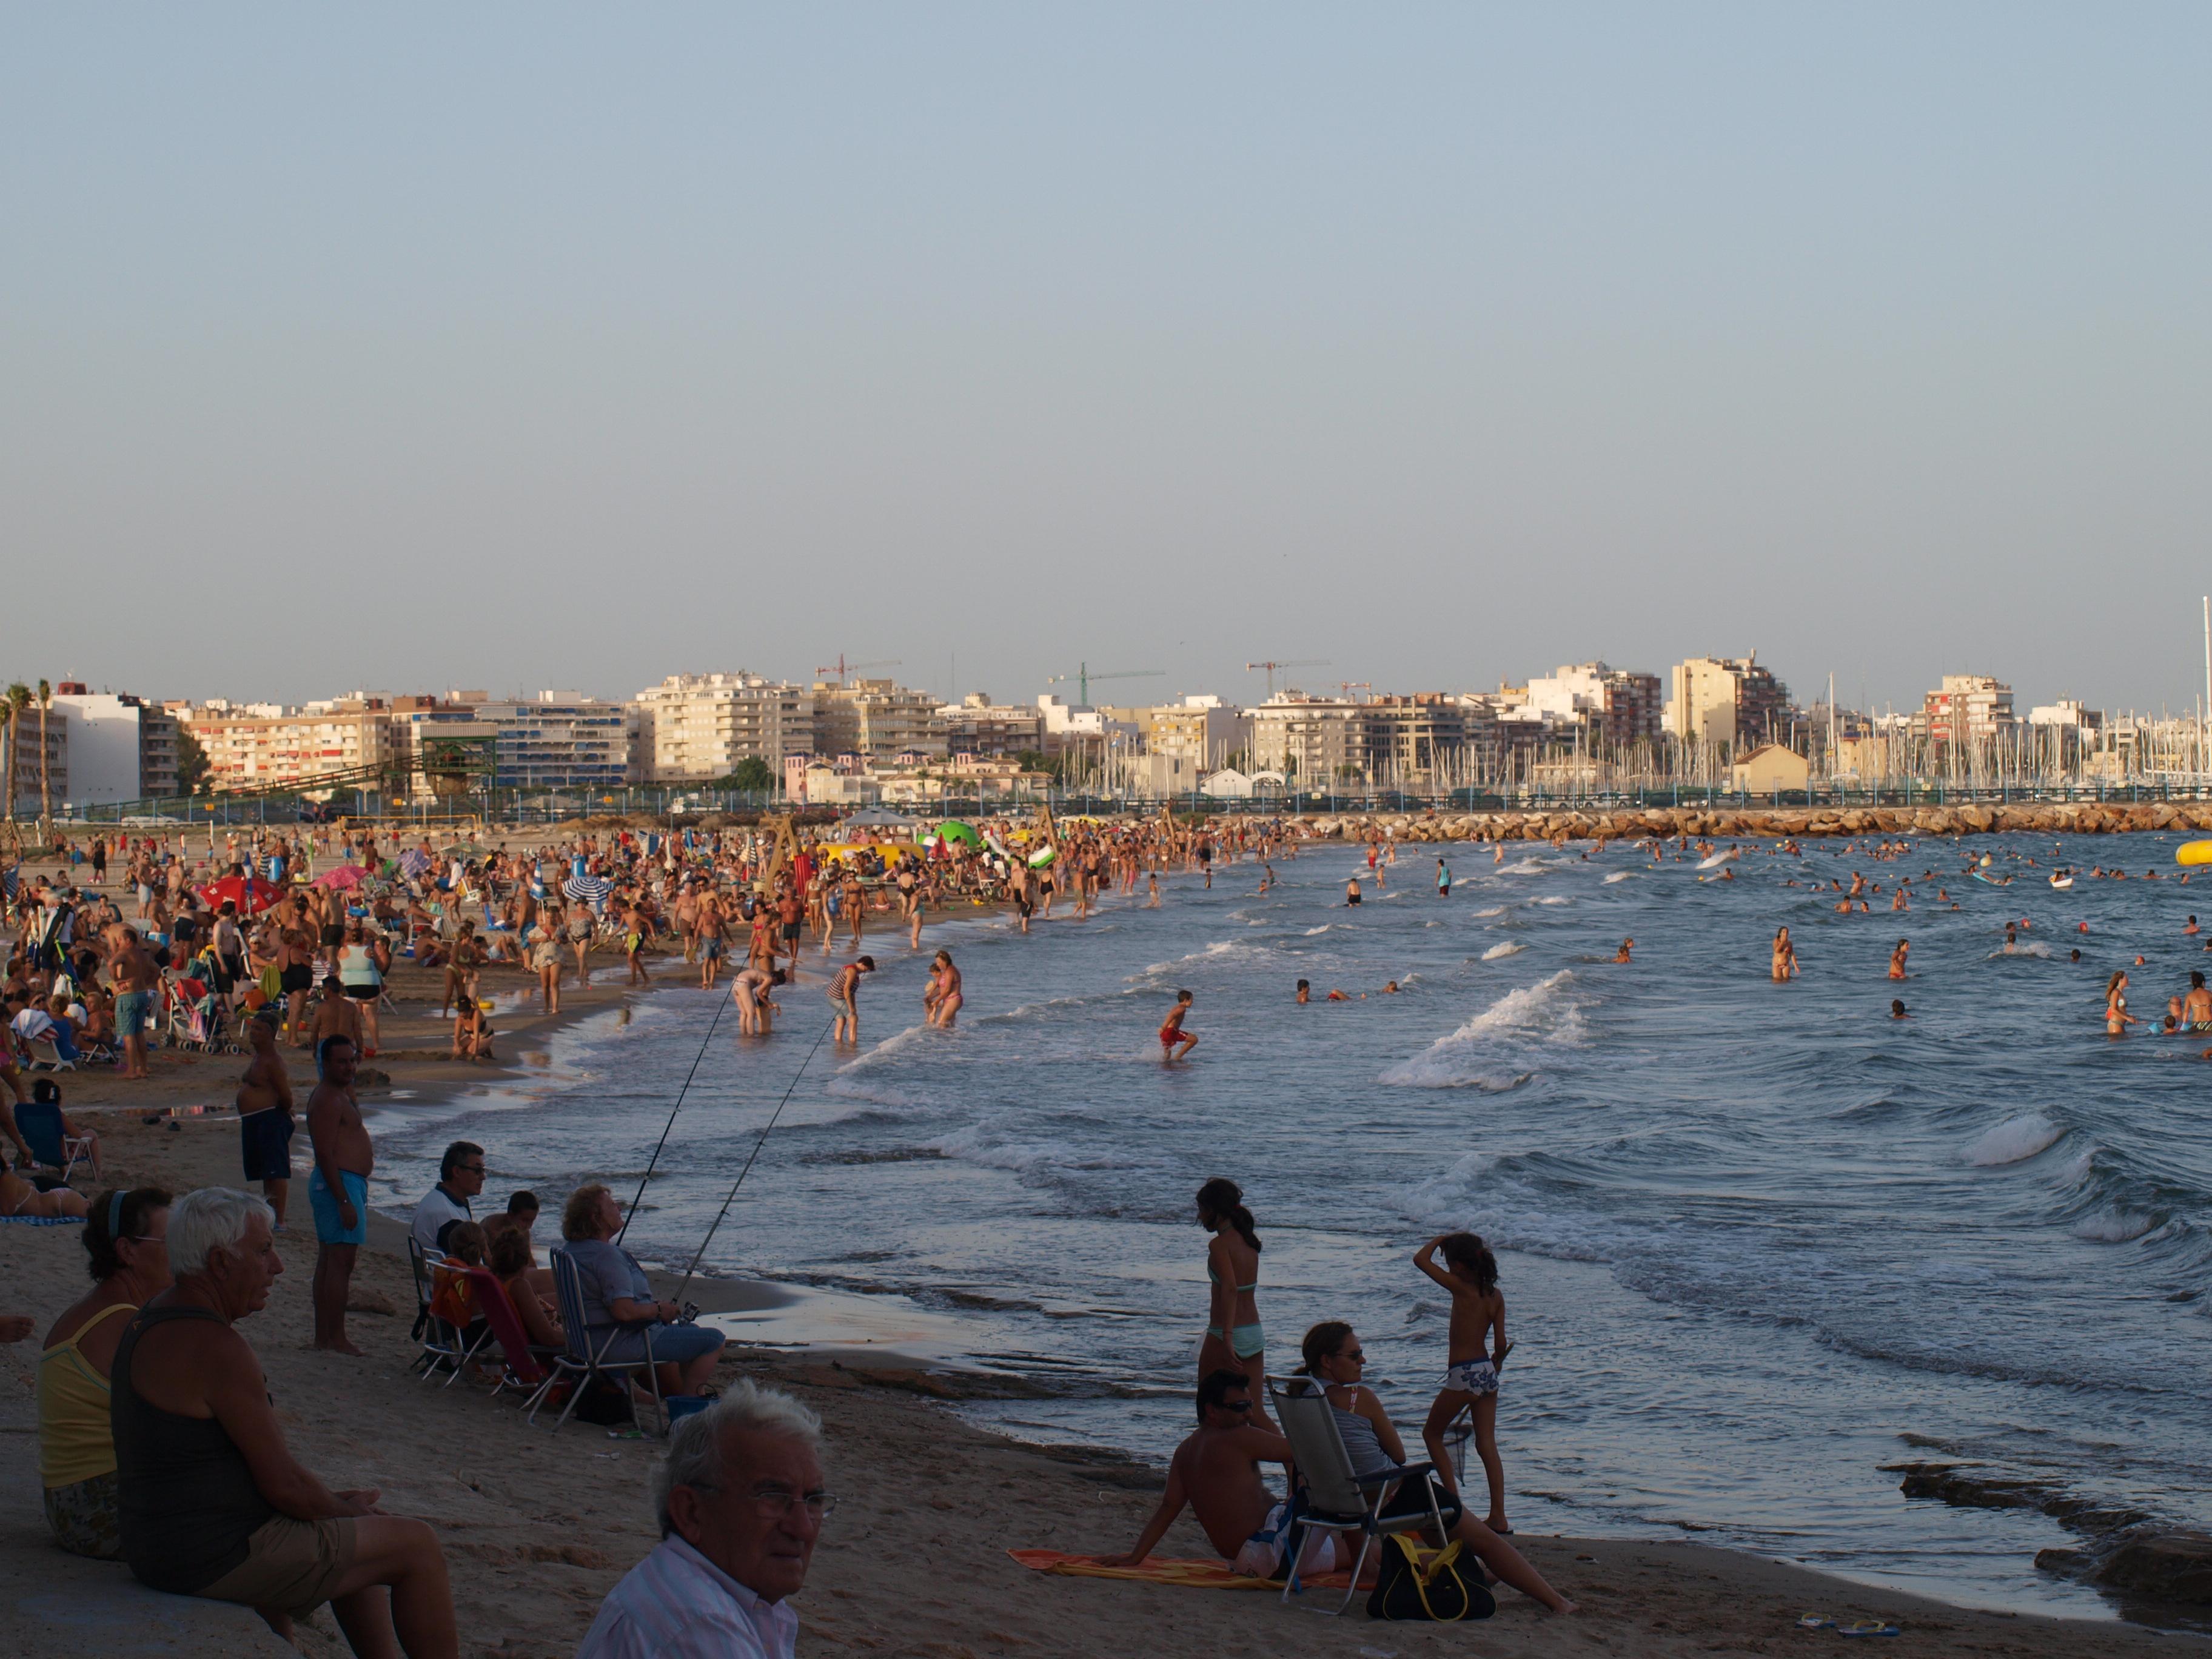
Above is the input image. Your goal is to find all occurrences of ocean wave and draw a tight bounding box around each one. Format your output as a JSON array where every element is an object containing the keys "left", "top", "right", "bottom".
[
  {"left": 839, "top": 1023, "right": 934, "bottom": 1071},
  {"left": 1304, "top": 923, "right": 1332, "bottom": 936},
  {"left": 1131, "top": 939, "right": 1274, "bottom": 979},
  {"left": 823, "top": 1076, "right": 917, "bottom": 1109},
  {"left": 1481, "top": 941, "right": 1527, "bottom": 960},
  {"left": 1965, "top": 1111, "right": 2063, "bottom": 1167},
  {"left": 1602, "top": 871, "right": 1635, "bottom": 884},
  {"left": 1987, "top": 942, "right": 2053, "bottom": 959},
  {"left": 1472, "top": 905, "right": 1506, "bottom": 917},
  {"left": 1379, "top": 970, "right": 1586, "bottom": 1088},
  {"left": 1533, "top": 895, "right": 1572, "bottom": 907}
]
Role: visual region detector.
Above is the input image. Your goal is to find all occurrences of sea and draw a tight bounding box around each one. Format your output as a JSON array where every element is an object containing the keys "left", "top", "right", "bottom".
[{"left": 362, "top": 831, "right": 2212, "bottom": 1624}]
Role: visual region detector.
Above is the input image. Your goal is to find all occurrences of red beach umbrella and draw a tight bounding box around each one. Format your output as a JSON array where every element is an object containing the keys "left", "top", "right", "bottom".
[{"left": 196, "top": 873, "right": 286, "bottom": 914}]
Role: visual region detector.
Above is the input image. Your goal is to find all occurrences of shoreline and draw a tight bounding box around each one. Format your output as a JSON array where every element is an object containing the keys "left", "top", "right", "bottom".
[{"left": 7, "top": 925, "right": 2209, "bottom": 1648}]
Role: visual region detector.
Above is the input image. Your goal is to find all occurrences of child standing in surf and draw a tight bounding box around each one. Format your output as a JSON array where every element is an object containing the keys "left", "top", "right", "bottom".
[
  {"left": 1159, "top": 990, "right": 1198, "bottom": 1061},
  {"left": 1415, "top": 1232, "right": 1515, "bottom": 1535}
]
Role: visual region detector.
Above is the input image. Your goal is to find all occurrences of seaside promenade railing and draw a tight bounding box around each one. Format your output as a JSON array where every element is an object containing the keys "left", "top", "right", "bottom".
[{"left": 28, "top": 775, "right": 2212, "bottom": 834}]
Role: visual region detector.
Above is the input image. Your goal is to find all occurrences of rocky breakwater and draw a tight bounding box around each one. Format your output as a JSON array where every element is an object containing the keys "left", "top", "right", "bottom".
[{"left": 1296, "top": 802, "right": 2212, "bottom": 843}]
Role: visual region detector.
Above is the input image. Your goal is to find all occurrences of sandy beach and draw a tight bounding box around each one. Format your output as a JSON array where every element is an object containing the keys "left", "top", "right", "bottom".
[{"left": 0, "top": 938, "right": 2190, "bottom": 1658}]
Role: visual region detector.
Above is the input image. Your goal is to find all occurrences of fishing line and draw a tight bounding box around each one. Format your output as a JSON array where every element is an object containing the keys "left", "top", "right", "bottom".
[
  {"left": 674, "top": 1012, "right": 838, "bottom": 1298},
  {"left": 617, "top": 990, "right": 731, "bottom": 1244}
]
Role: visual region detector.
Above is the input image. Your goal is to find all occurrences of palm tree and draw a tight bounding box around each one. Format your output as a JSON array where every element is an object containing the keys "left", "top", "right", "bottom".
[
  {"left": 1, "top": 683, "right": 28, "bottom": 834},
  {"left": 36, "top": 678, "right": 52, "bottom": 842}
]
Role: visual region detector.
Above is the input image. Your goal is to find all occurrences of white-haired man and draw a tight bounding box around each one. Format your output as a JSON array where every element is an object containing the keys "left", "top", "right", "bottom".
[
  {"left": 110, "top": 1187, "right": 458, "bottom": 1657},
  {"left": 575, "top": 1380, "right": 831, "bottom": 1659}
]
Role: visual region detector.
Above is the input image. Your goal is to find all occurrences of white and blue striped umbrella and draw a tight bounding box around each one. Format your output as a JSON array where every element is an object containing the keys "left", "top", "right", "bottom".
[{"left": 563, "top": 873, "right": 614, "bottom": 909}]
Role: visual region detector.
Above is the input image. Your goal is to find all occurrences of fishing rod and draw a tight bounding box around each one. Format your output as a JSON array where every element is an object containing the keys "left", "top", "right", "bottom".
[
  {"left": 672, "top": 1013, "right": 838, "bottom": 1299},
  {"left": 617, "top": 991, "right": 732, "bottom": 1244}
]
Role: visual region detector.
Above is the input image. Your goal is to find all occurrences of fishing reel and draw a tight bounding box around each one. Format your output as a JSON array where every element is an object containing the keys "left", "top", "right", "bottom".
[{"left": 679, "top": 1301, "right": 701, "bottom": 1325}]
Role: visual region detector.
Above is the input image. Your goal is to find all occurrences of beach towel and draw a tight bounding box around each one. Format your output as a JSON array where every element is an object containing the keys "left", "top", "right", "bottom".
[
  {"left": 1006, "top": 1550, "right": 1350, "bottom": 1592},
  {"left": 1, "top": 1215, "right": 86, "bottom": 1226}
]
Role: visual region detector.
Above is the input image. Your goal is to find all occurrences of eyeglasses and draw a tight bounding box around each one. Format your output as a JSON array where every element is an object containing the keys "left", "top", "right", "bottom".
[
  {"left": 457, "top": 1164, "right": 486, "bottom": 1176},
  {"left": 1338, "top": 1349, "right": 1366, "bottom": 1363},
  {"left": 1221, "top": 1399, "right": 1252, "bottom": 1412},
  {"left": 717, "top": 1485, "right": 837, "bottom": 1521}
]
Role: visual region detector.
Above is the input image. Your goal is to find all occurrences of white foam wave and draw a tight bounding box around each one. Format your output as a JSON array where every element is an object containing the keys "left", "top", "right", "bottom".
[
  {"left": 1965, "top": 1112, "right": 2062, "bottom": 1166},
  {"left": 2072, "top": 1209, "right": 2156, "bottom": 1242},
  {"left": 1379, "top": 970, "right": 1586, "bottom": 1088},
  {"left": 1534, "top": 895, "right": 1572, "bottom": 907},
  {"left": 1304, "top": 924, "right": 1332, "bottom": 936},
  {"left": 1602, "top": 871, "right": 1635, "bottom": 884},
  {"left": 1481, "top": 941, "right": 1526, "bottom": 960},
  {"left": 1988, "top": 942, "right": 2052, "bottom": 959},
  {"left": 1134, "top": 939, "right": 1270, "bottom": 977},
  {"left": 1472, "top": 905, "right": 1507, "bottom": 918},
  {"left": 840, "top": 1024, "right": 932, "bottom": 1071}
]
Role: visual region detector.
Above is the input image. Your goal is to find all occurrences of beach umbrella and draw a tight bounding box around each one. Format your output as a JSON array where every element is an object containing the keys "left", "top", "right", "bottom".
[
  {"left": 563, "top": 873, "right": 614, "bottom": 910},
  {"left": 196, "top": 873, "right": 285, "bottom": 914},
  {"left": 313, "top": 864, "right": 372, "bottom": 891},
  {"left": 934, "top": 820, "right": 983, "bottom": 846}
]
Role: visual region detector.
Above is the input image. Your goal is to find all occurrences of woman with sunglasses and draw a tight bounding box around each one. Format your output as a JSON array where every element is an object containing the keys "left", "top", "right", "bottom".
[
  {"left": 1295, "top": 1321, "right": 1575, "bottom": 1612},
  {"left": 38, "top": 1187, "right": 173, "bottom": 1557}
]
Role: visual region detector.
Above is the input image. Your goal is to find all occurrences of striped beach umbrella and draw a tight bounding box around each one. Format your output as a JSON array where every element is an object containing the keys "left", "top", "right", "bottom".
[{"left": 563, "top": 873, "right": 614, "bottom": 910}]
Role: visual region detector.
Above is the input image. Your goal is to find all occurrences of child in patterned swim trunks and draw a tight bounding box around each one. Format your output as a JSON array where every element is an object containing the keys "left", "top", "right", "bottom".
[{"left": 1415, "top": 1232, "right": 1515, "bottom": 1536}]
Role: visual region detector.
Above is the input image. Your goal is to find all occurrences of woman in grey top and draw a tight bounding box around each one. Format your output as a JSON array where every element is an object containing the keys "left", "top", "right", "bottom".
[
  {"left": 557, "top": 1185, "right": 725, "bottom": 1398},
  {"left": 1295, "top": 1321, "right": 1574, "bottom": 1614}
]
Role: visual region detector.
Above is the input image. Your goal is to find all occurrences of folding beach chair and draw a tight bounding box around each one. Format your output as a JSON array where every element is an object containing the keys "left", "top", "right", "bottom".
[
  {"left": 23, "top": 1035, "right": 78, "bottom": 1073},
  {"left": 463, "top": 1266, "right": 558, "bottom": 1403},
  {"left": 1265, "top": 1374, "right": 1453, "bottom": 1614},
  {"left": 406, "top": 1238, "right": 489, "bottom": 1383},
  {"left": 524, "top": 1246, "right": 664, "bottom": 1438},
  {"left": 16, "top": 1099, "right": 95, "bottom": 1185}
]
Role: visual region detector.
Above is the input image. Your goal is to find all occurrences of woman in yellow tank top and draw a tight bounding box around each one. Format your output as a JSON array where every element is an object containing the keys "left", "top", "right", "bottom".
[{"left": 39, "top": 1186, "right": 172, "bottom": 1558}]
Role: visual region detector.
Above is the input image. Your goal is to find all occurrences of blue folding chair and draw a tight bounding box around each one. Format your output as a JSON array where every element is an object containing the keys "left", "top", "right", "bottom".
[
  {"left": 523, "top": 1245, "right": 665, "bottom": 1437},
  {"left": 16, "top": 1098, "right": 94, "bottom": 1185}
]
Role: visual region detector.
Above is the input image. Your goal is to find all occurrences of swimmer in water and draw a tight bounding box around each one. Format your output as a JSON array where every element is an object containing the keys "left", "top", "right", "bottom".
[
  {"left": 2189, "top": 916, "right": 2201, "bottom": 937},
  {"left": 1382, "top": 981, "right": 1400, "bottom": 994},
  {"left": 1891, "top": 999, "right": 1909, "bottom": 1019},
  {"left": 1614, "top": 939, "right": 1633, "bottom": 964},
  {"left": 1295, "top": 979, "right": 1310, "bottom": 1004},
  {"left": 2105, "top": 970, "right": 2139, "bottom": 1038},
  {"left": 1159, "top": 990, "right": 1199, "bottom": 1061},
  {"left": 1346, "top": 877, "right": 1362, "bottom": 907},
  {"left": 1889, "top": 940, "right": 1910, "bottom": 980},
  {"left": 1771, "top": 927, "right": 1798, "bottom": 983},
  {"left": 2188, "top": 973, "right": 2212, "bottom": 1028},
  {"left": 1436, "top": 858, "right": 1450, "bottom": 899}
]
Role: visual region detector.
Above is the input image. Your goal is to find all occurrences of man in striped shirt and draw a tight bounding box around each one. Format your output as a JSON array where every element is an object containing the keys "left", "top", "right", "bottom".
[{"left": 575, "top": 1382, "right": 830, "bottom": 1659}]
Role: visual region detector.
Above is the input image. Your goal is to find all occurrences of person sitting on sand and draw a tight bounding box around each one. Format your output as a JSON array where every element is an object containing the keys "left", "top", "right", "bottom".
[
  {"left": 21, "top": 1077, "right": 103, "bottom": 1180},
  {"left": 112, "top": 1187, "right": 458, "bottom": 1654},
  {"left": 575, "top": 1382, "right": 828, "bottom": 1658},
  {"left": 450, "top": 998, "right": 495, "bottom": 1063},
  {"left": 558, "top": 1184, "right": 726, "bottom": 1399},
  {"left": 1285, "top": 1322, "right": 1574, "bottom": 1612},
  {"left": 1108, "top": 1369, "right": 1332, "bottom": 1580}
]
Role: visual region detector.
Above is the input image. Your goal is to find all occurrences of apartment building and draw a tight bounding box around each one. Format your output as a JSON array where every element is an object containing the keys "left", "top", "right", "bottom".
[
  {"left": 4, "top": 706, "right": 67, "bottom": 816},
  {"left": 177, "top": 700, "right": 397, "bottom": 793},
  {"left": 1523, "top": 663, "right": 1663, "bottom": 746},
  {"left": 390, "top": 692, "right": 638, "bottom": 795},
  {"left": 1664, "top": 655, "right": 1791, "bottom": 749},
  {"left": 813, "top": 679, "right": 947, "bottom": 759},
  {"left": 1921, "top": 675, "right": 2016, "bottom": 746},
  {"left": 1248, "top": 692, "right": 1468, "bottom": 786},
  {"left": 937, "top": 693, "right": 1045, "bottom": 757},
  {"left": 49, "top": 687, "right": 177, "bottom": 804},
  {"left": 634, "top": 672, "right": 815, "bottom": 780},
  {"left": 1105, "top": 695, "right": 1252, "bottom": 773}
]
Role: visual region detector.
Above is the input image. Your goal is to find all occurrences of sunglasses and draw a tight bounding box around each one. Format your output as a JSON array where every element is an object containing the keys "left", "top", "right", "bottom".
[{"left": 1338, "top": 1349, "right": 1367, "bottom": 1363}]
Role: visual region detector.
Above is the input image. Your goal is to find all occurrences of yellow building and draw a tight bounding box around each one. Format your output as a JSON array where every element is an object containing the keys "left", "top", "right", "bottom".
[{"left": 1730, "top": 742, "right": 1810, "bottom": 794}]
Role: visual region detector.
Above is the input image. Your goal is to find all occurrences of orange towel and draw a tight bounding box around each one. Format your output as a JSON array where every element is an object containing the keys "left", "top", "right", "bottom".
[{"left": 1007, "top": 1549, "right": 1350, "bottom": 1592}]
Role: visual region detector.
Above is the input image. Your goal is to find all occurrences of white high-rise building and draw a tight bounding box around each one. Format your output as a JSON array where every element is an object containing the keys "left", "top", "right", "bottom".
[
  {"left": 48, "top": 686, "right": 176, "bottom": 805},
  {"left": 634, "top": 674, "right": 816, "bottom": 780}
]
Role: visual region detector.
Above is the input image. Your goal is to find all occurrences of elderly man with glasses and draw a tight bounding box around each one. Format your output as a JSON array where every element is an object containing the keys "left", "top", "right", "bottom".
[
  {"left": 409, "top": 1140, "right": 486, "bottom": 1256},
  {"left": 576, "top": 1380, "right": 832, "bottom": 1659}
]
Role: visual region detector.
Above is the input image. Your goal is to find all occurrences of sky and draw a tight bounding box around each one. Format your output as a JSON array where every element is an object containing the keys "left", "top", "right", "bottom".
[{"left": 7, "top": 5, "right": 2211, "bottom": 717}]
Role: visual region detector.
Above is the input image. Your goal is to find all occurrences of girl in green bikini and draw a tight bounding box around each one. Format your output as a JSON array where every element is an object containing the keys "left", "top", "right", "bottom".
[{"left": 1196, "top": 1178, "right": 1270, "bottom": 1426}]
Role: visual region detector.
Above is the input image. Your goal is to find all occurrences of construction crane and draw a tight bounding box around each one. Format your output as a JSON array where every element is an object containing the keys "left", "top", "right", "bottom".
[
  {"left": 1047, "top": 663, "right": 1164, "bottom": 706},
  {"left": 1336, "top": 681, "right": 1373, "bottom": 702},
  {"left": 1244, "top": 659, "right": 1329, "bottom": 699},
  {"left": 813, "top": 655, "right": 902, "bottom": 683}
]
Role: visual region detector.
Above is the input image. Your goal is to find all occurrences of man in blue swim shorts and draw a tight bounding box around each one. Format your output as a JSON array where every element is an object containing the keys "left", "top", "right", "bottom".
[{"left": 304, "top": 1034, "right": 372, "bottom": 1355}]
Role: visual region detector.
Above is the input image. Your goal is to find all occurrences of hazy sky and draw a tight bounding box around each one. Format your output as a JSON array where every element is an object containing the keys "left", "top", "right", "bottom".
[{"left": 8, "top": 5, "right": 2210, "bottom": 716}]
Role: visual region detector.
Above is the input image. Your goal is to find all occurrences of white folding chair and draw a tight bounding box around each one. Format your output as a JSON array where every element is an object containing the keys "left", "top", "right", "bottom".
[
  {"left": 523, "top": 1245, "right": 665, "bottom": 1438},
  {"left": 1266, "top": 1373, "right": 1452, "bottom": 1614}
]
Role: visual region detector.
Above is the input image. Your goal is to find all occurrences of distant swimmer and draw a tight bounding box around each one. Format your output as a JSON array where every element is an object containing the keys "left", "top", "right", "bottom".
[
  {"left": 2003, "top": 923, "right": 2019, "bottom": 953},
  {"left": 1160, "top": 990, "right": 1199, "bottom": 1061},
  {"left": 1346, "top": 878, "right": 1362, "bottom": 907},
  {"left": 1891, "top": 999, "right": 1909, "bottom": 1019},
  {"left": 1614, "top": 939, "right": 1634, "bottom": 964},
  {"left": 1891, "top": 887, "right": 1909, "bottom": 912},
  {"left": 1771, "top": 927, "right": 1798, "bottom": 982},
  {"left": 1295, "top": 979, "right": 1310, "bottom": 1004},
  {"left": 1436, "top": 858, "right": 1450, "bottom": 899},
  {"left": 1493, "top": 843, "right": 1505, "bottom": 866},
  {"left": 1382, "top": 981, "right": 1401, "bottom": 994},
  {"left": 2189, "top": 916, "right": 2202, "bottom": 937},
  {"left": 1848, "top": 873, "right": 1865, "bottom": 899},
  {"left": 1148, "top": 871, "right": 1162, "bottom": 908},
  {"left": 1326, "top": 988, "right": 1350, "bottom": 1002},
  {"left": 1889, "top": 940, "right": 1910, "bottom": 980}
]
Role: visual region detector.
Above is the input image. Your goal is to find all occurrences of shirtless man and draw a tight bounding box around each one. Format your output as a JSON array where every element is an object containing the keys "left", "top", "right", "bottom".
[
  {"left": 310, "top": 973, "right": 364, "bottom": 1057},
  {"left": 236, "top": 1013, "right": 297, "bottom": 1228},
  {"left": 109, "top": 927, "right": 160, "bottom": 1081},
  {"left": 695, "top": 894, "right": 725, "bottom": 990},
  {"left": 276, "top": 906, "right": 316, "bottom": 1044},
  {"left": 306, "top": 1034, "right": 372, "bottom": 1355},
  {"left": 1108, "top": 1371, "right": 1330, "bottom": 1579}
]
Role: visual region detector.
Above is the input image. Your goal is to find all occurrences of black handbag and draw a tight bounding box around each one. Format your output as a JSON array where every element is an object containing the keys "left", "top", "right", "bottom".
[{"left": 1367, "top": 1533, "right": 1493, "bottom": 1621}]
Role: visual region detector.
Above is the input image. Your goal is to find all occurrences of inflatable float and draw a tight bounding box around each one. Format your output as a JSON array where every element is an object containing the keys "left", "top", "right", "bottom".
[{"left": 2177, "top": 840, "right": 2212, "bottom": 867}]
